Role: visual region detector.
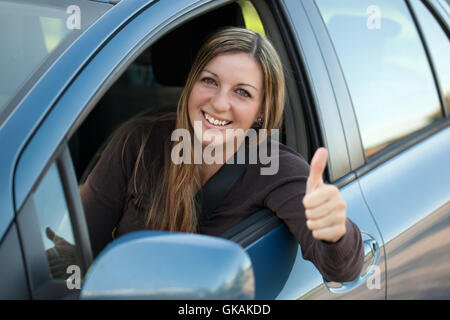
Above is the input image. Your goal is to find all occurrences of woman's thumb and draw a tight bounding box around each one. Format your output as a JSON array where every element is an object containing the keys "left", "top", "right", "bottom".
[
  {"left": 306, "top": 147, "right": 328, "bottom": 194},
  {"left": 46, "top": 227, "right": 56, "bottom": 242}
]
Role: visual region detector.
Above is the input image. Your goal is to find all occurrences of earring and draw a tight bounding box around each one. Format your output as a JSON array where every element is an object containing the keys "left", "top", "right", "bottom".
[{"left": 257, "top": 116, "right": 264, "bottom": 126}]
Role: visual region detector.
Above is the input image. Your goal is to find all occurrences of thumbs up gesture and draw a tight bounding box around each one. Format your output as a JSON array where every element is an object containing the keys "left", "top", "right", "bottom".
[
  {"left": 302, "top": 148, "right": 347, "bottom": 243},
  {"left": 45, "top": 227, "right": 78, "bottom": 279}
]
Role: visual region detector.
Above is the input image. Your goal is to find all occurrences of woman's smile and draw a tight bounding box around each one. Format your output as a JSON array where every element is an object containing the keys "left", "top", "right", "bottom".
[{"left": 201, "top": 110, "right": 233, "bottom": 129}]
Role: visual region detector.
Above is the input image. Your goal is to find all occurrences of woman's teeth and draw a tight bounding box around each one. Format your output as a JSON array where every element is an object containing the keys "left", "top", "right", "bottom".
[{"left": 204, "top": 112, "right": 231, "bottom": 126}]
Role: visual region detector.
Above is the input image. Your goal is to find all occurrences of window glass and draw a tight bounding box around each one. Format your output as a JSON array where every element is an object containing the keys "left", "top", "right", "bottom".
[
  {"left": 315, "top": 0, "right": 443, "bottom": 158},
  {"left": 410, "top": 0, "right": 450, "bottom": 115},
  {"left": 0, "top": 0, "right": 110, "bottom": 124},
  {"left": 32, "top": 162, "right": 82, "bottom": 281}
]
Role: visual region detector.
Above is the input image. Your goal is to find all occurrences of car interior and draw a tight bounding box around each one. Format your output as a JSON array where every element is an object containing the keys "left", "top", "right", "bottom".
[
  {"left": 70, "top": 0, "right": 311, "bottom": 183},
  {"left": 70, "top": 2, "right": 248, "bottom": 183},
  {"left": 68, "top": 1, "right": 312, "bottom": 246}
]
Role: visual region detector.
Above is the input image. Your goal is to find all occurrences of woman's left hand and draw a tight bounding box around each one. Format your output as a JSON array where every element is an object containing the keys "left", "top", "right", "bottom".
[{"left": 302, "top": 147, "right": 347, "bottom": 243}]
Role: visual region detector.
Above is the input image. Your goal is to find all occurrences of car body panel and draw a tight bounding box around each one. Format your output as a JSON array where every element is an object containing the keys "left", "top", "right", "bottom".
[
  {"left": 383, "top": 202, "right": 450, "bottom": 299},
  {"left": 244, "top": 223, "right": 298, "bottom": 299},
  {"left": 0, "top": 223, "right": 30, "bottom": 299},
  {"left": 358, "top": 125, "right": 450, "bottom": 298}
]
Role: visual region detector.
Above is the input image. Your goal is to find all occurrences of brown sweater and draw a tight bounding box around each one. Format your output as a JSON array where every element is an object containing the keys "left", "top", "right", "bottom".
[{"left": 80, "top": 116, "right": 364, "bottom": 282}]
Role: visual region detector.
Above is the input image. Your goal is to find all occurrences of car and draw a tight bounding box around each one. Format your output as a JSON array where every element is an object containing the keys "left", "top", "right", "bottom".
[{"left": 0, "top": 0, "right": 449, "bottom": 300}]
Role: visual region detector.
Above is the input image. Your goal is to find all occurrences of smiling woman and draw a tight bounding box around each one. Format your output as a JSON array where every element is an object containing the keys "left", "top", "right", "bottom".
[{"left": 71, "top": 27, "right": 365, "bottom": 284}]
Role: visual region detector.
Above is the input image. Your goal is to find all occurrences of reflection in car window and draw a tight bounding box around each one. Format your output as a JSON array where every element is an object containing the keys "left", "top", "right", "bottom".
[
  {"left": 33, "top": 162, "right": 81, "bottom": 281},
  {"left": 0, "top": 0, "right": 110, "bottom": 123},
  {"left": 410, "top": 0, "right": 450, "bottom": 116},
  {"left": 315, "top": 0, "right": 443, "bottom": 158}
]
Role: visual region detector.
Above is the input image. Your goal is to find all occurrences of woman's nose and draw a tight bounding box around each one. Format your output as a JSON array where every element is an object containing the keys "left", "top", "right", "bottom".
[{"left": 210, "top": 88, "right": 231, "bottom": 113}]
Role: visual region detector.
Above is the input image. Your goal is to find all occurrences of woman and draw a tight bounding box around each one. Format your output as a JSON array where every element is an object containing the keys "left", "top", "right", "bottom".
[{"left": 49, "top": 27, "right": 364, "bottom": 283}]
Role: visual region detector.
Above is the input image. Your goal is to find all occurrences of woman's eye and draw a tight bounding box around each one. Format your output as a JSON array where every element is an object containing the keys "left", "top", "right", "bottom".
[
  {"left": 236, "top": 88, "right": 251, "bottom": 98},
  {"left": 201, "top": 77, "right": 217, "bottom": 86}
]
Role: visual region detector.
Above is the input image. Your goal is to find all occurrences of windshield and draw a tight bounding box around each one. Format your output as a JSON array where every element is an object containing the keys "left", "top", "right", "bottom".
[{"left": 0, "top": 0, "right": 111, "bottom": 123}]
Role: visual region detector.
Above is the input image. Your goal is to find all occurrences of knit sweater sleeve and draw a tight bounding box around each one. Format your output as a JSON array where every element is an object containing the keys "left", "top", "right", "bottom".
[
  {"left": 263, "top": 144, "right": 364, "bottom": 282},
  {"left": 79, "top": 119, "right": 143, "bottom": 257}
]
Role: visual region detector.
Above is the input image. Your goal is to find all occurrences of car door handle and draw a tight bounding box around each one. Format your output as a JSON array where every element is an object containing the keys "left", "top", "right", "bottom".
[{"left": 323, "top": 232, "right": 381, "bottom": 294}]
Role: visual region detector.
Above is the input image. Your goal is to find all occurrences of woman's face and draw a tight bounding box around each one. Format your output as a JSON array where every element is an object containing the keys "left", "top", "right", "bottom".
[{"left": 187, "top": 52, "right": 264, "bottom": 148}]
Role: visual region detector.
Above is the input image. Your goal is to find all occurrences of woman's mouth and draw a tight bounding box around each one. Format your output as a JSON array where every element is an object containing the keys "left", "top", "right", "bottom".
[{"left": 201, "top": 111, "right": 233, "bottom": 128}]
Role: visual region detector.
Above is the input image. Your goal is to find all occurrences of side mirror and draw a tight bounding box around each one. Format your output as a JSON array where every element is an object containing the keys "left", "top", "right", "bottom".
[{"left": 80, "top": 231, "right": 254, "bottom": 299}]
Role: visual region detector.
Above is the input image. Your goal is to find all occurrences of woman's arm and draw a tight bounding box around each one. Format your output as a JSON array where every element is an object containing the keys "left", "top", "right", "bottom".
[
  {"left": 79, "top": 120, "right": 141, "bottom": 258},
  {"left": 264, "top": 146, "right": 364, "bottom": 283}
]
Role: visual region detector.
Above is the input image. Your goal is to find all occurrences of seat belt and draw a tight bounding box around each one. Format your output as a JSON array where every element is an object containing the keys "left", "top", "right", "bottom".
[{"left": 195, "top": 153, "right": 247, "bottom": 224}]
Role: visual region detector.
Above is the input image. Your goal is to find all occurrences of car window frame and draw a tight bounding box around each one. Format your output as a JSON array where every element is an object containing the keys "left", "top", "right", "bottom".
[
  {"left": 433, "top": 0, "right": 450, "bottom": 29},
  {"left": 279, "top": 0, "right": 355, "bottom": 184},
  {"left": 13, "top": 0, "right": 257, "bottom": 281},
  {"left": 407, "top": 0, "right": 448, "bottom": 117},
  {"left": 408, "top": 0, "right": 450, "bottom": 117}
]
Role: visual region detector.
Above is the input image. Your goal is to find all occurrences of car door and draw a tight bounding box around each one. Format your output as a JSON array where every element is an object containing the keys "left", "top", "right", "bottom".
[{"left": 311, "top": 0, "right": 450, "bottom": 299}]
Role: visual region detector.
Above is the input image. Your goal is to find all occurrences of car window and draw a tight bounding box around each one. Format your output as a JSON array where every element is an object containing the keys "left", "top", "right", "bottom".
[
  {"left": 410, "top": 0, "right": 450, "bottom": 116},
  {"left": 32, "top": 162, "right": 82, "bottom": 282},
  {"left": 315, "top": 0, "right": 443, "bottom": 158},
  {"left": 0, "top": 0, "right": 110, "bottom": 125}
]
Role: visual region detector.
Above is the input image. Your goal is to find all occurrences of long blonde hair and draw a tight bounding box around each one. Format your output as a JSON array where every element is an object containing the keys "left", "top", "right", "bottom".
[{"left": 128, "top": 27, "right": 286, "bottom": 233}]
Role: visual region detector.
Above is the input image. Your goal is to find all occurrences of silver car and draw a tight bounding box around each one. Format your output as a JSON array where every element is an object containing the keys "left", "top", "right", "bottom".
[{"left": 0, "top": 0, "right": 449, "bottom": 299}]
